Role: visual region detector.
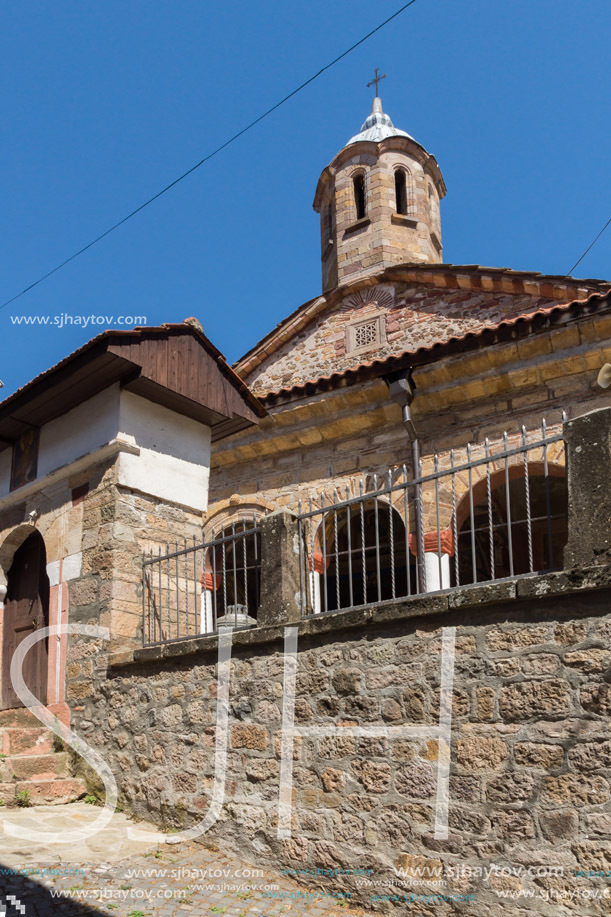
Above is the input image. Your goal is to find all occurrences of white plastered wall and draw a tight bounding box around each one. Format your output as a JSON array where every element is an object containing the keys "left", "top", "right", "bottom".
[{"left": 0, "top": 384, "right": 212, "bottom": 511}]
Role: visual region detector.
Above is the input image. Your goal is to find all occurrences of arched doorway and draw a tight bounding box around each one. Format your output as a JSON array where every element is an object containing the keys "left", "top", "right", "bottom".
[
  {"left": 455, "top": 468, "right": 567, "bottom": 585},
  {"left": 1, "top": 530, "right": 50, "bottom": 709}
]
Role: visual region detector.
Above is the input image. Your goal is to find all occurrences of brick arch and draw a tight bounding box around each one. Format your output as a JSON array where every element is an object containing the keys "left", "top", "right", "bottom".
[
  {"left": 0, "top": 523, "right": 42, "bottom": 589},
  {"left": 202, "top": 496, "right": 274, "bottom": 543},
  {"left": 454, "top": 460, "right": 566, "bottom": 533}
]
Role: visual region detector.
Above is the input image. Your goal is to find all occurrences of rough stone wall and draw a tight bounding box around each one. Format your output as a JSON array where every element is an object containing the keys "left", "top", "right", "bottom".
[
  {"left": 67, "top": 479, "right": 203, "bottom": 681},
  {"left": 246, "top": 281, "right": 574, "bottom": 396},
  {"left": 73, "top": 579, "right": 611, "bottom": 914}
]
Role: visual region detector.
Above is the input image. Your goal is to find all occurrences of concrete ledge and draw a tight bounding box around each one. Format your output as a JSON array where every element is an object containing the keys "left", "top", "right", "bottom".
[
  {"left": 119, "top": 564, "right": 611, "bottom": 672},
  {"left": 448, "top": 580, "right": 516, "bottom": 608}
]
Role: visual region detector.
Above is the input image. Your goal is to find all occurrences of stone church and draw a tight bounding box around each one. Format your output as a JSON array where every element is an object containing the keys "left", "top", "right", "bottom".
[{"left": 1, "top": 90, "right": 611, "bottom": 911}]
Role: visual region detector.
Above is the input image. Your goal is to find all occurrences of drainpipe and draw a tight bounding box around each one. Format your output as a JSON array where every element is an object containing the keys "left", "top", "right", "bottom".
[{"left": 384, "top": 370, "right": 426, "bottom": 592}]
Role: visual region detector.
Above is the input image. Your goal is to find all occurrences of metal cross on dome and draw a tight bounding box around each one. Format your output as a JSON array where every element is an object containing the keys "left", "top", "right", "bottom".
[{"left": 367, "top": 67, "right": 387, "bottom": 97}]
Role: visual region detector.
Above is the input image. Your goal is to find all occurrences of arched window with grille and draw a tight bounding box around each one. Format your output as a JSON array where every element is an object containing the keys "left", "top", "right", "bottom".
[
  {"left": 310, "top": 500, "right": 413, "bottom": 613},
  {"left": 202, "top": 515, "right": 262, "bottom": 630},
  {"left": 454, "top": 467, "right": 567, "bottom": 586}
]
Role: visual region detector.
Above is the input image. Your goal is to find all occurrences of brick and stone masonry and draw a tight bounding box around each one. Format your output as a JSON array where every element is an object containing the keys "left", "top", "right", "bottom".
[{"left": 65, "top": 407, "right": 611, "bottom": 914}]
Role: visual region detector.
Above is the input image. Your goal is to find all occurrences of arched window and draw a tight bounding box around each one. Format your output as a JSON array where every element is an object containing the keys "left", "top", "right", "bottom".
[
  {"left": 204, "top": 516, "right": 262, "bottom": 626},
  {"left": 314, "top": 501, "right": 412, "bottom": 612},
  {"left": 323, "top": 201, "right": 334, "bottom": 248},
  {"left": 455, "top": 470, "right": 567, "bottom": 586},
  {"left": 395, "top": 170, "right": 407, "bottom": 215},
  {"left": 353, "top": 173, "right": 366, "bottom": 220},
  {"left": 428, "top": 183, "right": 437, "bottom": 224}
]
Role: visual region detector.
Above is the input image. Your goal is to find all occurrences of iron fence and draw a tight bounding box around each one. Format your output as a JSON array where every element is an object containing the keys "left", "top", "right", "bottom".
[
  {"left": 142, "top": 518, "right": 261, "bottom": 646},
  {"left": 297, "top": 417, "right": 567, "bottom": 617}
]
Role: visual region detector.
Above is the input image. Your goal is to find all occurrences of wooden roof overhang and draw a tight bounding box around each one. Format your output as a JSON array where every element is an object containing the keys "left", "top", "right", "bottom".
[{"left": 0, "top": 325, "right": 266, "bottom": 451}]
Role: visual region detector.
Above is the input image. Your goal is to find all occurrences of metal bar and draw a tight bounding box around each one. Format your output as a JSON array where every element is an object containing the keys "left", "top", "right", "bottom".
[
  {"left": 374, "top": 474, "right": 381, "bottom": 603},
  {"left": 309, "top": 496, "right": 314, "bottom": 613},
  {"left": 504, "top": 431, "right": 514, "bottom": 577},
  {"left": 485, "top": 439, "right": 495, "bottom": 582},
  {"left": 175, "top": 541, "right": 180, "bottom": 639},
  {"left": 412, "top": 440, "right": 424, "bottom": 593},
  {"left": 298, "top": 501, "right": 304, "bottom": 616},
  {"left": 451, "top": 450, "right": 459, "bottom": 588},
  {"left": 183, "top": 537, "right": 188, "bottom": 637},
  {"left": 360, "top": 479, "right": 367, "bottom": 605},
  {"left": 334, "top": 489, "right": 340, "bottom": 611},
  {"left": 542, "top": 418, "right": 554, "bottom": 569},
  {"left": 467, "top": 445, "right": 477, "bottom": 584},
  {"left": 434, "top": 453, "right": 443, "bottom": 589},
  {"left": 242, "top": 521, "right": 249, "bottom": 616},
  {"left": 403, "top": 464, "right": 411, "bottom": 597},
  {"left": 192, "top": 535, "right": 198, "bottom": 636},
  {"left": 346, "top": 484, "right": 354, "bottom": 609},
  {"left": 231, "top": 520, "right": 238, "bottom": 625},
  {"left": 141, "top": 553, "right": 146, "bottom": 647},
  {"left": 222, "top": 522, "right": 227, "bottom": 615},
  {"left": 388, "top": 470, "right": 396, "bottom": 600},
  {"left": 522, "top": 426, "right": 534, "bottom": 573},
  {"left": 202, "top": 542, "right": 208, "bottom": 634},
  {"left": 321, "top": 493, "right": 328, "bottom": 613},
  {"left": 212, "top": 535, "right": 218, "bottom": 629}
]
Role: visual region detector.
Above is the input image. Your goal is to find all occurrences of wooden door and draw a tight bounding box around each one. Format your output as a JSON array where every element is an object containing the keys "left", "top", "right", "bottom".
[{"left": 1, "top": 533, "right": 49, "bottom": 709}]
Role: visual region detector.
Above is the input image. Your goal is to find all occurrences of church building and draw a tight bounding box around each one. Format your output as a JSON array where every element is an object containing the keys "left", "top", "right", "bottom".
[
  {"left": 206, "top": 91, "right": 611, "bottom": 604},
  {"left": 0, "top": 86, "right": 610, "bottom": 837}
]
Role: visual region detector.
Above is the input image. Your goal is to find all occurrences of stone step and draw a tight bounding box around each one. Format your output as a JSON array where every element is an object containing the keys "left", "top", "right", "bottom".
[
  {"left": 0, "top": 704, "right": 69, "bottom": 729},
  {"left": 0, "top": 777, "right": 87, "bottom": 806},
  {"left": 6, "top": 752, "right": 70, "bottom": 782},
  {"left": 0, "top": 707, "right": 44, "bottom": 728},
  {"left": 0, "top": 727, "right": 55, "bottom": 757}
]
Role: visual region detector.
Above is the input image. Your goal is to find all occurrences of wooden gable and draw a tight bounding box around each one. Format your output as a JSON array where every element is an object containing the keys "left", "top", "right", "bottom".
[{"left": 0, "top": 324, "right": 265, "bottom": 450}]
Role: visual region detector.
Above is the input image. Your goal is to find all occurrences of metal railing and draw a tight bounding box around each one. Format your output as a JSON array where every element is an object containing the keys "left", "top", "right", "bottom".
[
  {"left": 296, "top": 418, "right": 567, "bottom": 617},
  {"left": 142, "top": 518, "right": 261, "bottom": 646}
]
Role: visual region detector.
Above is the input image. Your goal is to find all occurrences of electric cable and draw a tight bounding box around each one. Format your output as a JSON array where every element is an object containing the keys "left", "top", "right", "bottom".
[{"left": 0, "top": 0, "right": 420, "bottom": 311}]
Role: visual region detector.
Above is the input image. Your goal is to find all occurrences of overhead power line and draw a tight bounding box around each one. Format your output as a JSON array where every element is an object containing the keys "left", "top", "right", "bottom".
[
  {"left": 1, "top": 0, "right": 420, "bottom": 312},
  {"left": 568, "top": 216, "right": 611, "bottom": 276}
]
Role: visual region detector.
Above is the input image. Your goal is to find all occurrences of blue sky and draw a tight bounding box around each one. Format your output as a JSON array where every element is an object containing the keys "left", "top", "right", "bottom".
[{"left": 1, "top": 0, "right": 609, "bottom": 398}]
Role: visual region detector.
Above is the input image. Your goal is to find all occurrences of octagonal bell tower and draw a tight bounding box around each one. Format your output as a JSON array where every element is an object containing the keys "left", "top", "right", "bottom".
[{"left": 313, "top": 94, "right": 446, "bottom": 293}]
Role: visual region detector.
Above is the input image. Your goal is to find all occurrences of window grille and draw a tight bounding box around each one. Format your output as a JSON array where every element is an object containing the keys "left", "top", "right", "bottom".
[{"left": 354, "top": 320, "right": 378, "bottom": 349}]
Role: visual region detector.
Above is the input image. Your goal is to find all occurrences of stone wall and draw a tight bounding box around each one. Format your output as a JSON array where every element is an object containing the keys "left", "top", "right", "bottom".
[{"left": 69, "top": 569, "right": 611, "bottom": 915}]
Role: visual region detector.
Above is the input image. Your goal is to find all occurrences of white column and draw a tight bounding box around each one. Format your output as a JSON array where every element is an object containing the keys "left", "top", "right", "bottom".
[
  {"left": 200, "top": 590, "right": 214, "bottom": 633},
  {"left": 424, "top": 551, "right": 450, "bottom": 592},
  {"left": 308, "top": 571, "right": 321, "bottom": 614}
]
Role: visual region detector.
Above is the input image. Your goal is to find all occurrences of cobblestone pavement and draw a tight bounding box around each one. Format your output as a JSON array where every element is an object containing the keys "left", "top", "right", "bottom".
[{"left": 0, "top": 803, "right": 379, "bottom": 917}]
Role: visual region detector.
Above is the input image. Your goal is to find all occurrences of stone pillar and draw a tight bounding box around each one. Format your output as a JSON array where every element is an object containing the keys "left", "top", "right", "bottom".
[
  {"left": 258, "top": 511, "right": 305, "bottom": 626},
  {"left": 564, "top": 407, "right": 611, "bottom": 568}
]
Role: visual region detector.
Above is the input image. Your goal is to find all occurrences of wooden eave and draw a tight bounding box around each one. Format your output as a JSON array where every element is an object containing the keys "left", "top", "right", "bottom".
[{"left": 0, "top": 326, "right": 265, "bottom": 452}]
